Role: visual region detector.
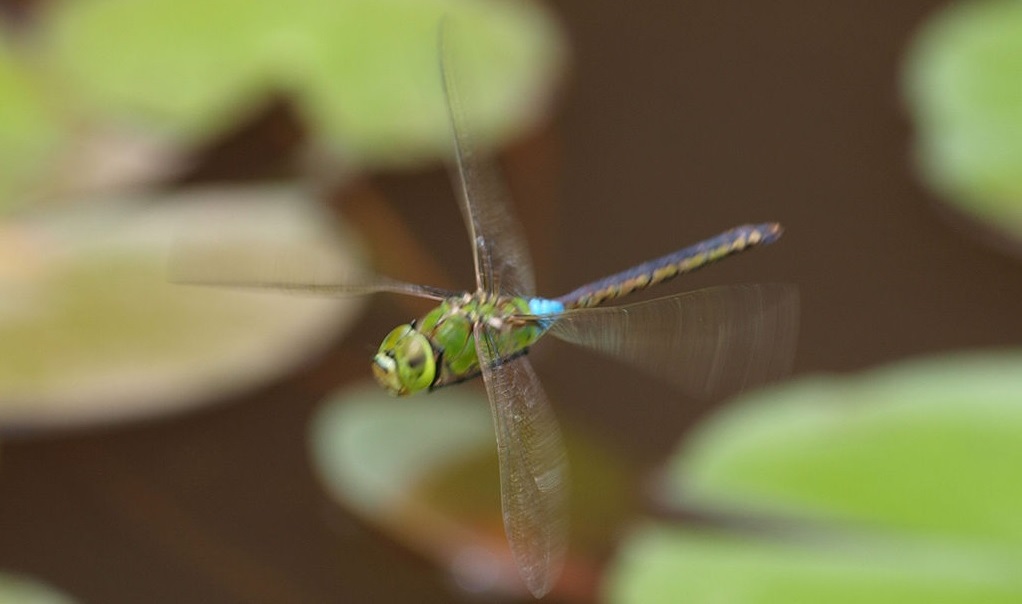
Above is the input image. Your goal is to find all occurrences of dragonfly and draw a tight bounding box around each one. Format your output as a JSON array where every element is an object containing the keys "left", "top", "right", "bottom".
[{"left": 180, "top": 24, "right": 798, "bottom": 599}]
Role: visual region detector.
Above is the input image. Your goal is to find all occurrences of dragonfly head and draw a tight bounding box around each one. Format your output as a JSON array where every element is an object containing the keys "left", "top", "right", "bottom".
[{"left": 372, "top": 324, "right": 437, "bottom": 396}]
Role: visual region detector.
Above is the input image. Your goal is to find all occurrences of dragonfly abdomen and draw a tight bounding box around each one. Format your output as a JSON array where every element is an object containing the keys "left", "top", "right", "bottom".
[{"left": 555, "top": 223, "right": 783, "bottom": 309}]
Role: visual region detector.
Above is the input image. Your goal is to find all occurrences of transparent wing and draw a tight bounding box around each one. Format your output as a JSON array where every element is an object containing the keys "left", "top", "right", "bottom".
[
  {"left": 440, "top": 20, "right": 536, "bottom": 297},
  {"left": 174, "top": 273, "right": 454, "bottom": 300},
  {"left": 169, "top": 242, "right": 456, "bottom": 300},
  {"left": 474, "top": 323, "right": 568, "bottom": 598},
  {"left": 546, "top": 284, "right": 800, "bottom": 398}
]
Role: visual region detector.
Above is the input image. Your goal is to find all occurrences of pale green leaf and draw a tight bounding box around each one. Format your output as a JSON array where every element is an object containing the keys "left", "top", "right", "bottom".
[
  {"left": 44, "top": 0, "right": 565, "bottom": 165},
  {"left": 607, "top": 526, "right": 1022, "bottom": 604},
  {"left": 0, "top": 185, "right": 365, "bottom": 430},
  {"left": 309, "top": 383, "right": 495, "bottom": 514},
  {"left": 904, "top": 0, "right": 1022, "bottom": 240},
  {"left": 0, "top": 41, "right": 63, "bottom": 213},
  {"left": 607, "top": 351, "right": 1022, "bottom": 603},
  {"left": 0, "top": 572, "right": 76, "bottom": 604},
  {"left": 671, "top": 352, "right": 1022, "bottom": 547}
]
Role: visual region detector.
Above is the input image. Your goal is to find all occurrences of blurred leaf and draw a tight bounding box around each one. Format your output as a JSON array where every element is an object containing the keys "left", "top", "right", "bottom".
[
  {"left": 671, "top": 352, "right": 1022, "bottom": 545},
  {"left": 606, "top": 351, "right": 1022, "bottom": 602},
  {"left": 310, "top": 382, "right": 631, "bottom": 598},
  {"left": 607, "top": 526, "right": 1022, "bottom": 604},
  {"left": 310, "top": 383, "right": 527, "bottom": 594},
  {"left": 45, "top": 0, "right": 293, "bottom": 141},
  {"left": 295, "top": 0, "right": 565, "bottom": 165},
  {"left": 44, "top": 0, "right": 565, "bottom": 166},
  {"left": 0, "top": 185, "right": 365, "bottom": 431},
  {"left": 904, "top": 0, "right": 1022, "bottom": 243},
  {"left": 0, "top": 41, "right": 64, "bottom": 213},
  {"left": 310, "top": 383, "right": 495, "bottom": 514},
  {"left": 0, "top": 572, "right": 76, "bottom": 603}
]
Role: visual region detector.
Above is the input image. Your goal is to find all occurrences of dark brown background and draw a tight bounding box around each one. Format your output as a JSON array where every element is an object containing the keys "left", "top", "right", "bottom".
[{"left": 3, "top": 1, "right": 1022, "bottom": 603}]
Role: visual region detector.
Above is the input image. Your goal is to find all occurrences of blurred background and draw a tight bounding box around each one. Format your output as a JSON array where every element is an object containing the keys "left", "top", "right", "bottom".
[{"left": 2, "top": 0, "right": 1022, "bottom": 602}]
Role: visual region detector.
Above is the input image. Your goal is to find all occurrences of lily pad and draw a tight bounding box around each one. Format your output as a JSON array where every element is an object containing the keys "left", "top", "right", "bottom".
[
  {"left": 44, "top": 0, "right": 291, "bottom": 141},
  {"left": 0, "top": 41, "right": 64, "bottom": 214},
  {"left": 608, "top": 525, "right": 1022, "bottom": 604},
  {"left": 903, "top": 0, "right": 1022, "bottom": 246},
  {"left": 606, "top": 351, "right": 1022, "bottom": 602},
  {"left": 44, "top": 0, "right": 565, "bottom": 166},
  {"left": 310, "top": 383, "right": 526, "bottom": 594},
  {"left": 0, "top": 185, "right": 365, "bottom": 431},
  {"left": 309, "top": 382, "right": 631, "bottom": 598},
  {"left": 294, "top": 0, "right": 566, "bottom": 166},
  {"left": 0, "top": 572, "right": 76, "bottom": 603}
]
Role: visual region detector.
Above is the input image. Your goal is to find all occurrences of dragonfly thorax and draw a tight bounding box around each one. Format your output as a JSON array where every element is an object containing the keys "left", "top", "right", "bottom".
[{"left": 371, "top": 292, "right": 553, "bottom": 396}]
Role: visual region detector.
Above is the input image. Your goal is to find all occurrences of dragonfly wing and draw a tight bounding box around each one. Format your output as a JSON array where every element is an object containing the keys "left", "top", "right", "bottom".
[
  {"left": 439, "top": 21, "right": 536, "bottom": 297},
  {"left": 175, "top": 274, "right": 455, "bottom": 300},
  {"left": 474, "top": 323, "right": 568, "bottom": 598},
  {"left": 169, "top": 244, "right": 456, "bottom": 300},
  {"left": 547, "top": 284, "right": 799, "bottom": 399}
]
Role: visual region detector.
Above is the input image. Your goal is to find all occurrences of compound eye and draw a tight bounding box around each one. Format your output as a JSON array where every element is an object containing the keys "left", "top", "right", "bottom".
[
  {"left": 404, "top": 340, "right": 426, "bottom": 368},
  {"left": 380, "top": 324, "right": 414, "bottom": 349},
  {"left": 396, "top": 333, "right": 436, "bottom": 394},
  {"left": 372, "top": 325, "right": 436, "bottom": 396}
]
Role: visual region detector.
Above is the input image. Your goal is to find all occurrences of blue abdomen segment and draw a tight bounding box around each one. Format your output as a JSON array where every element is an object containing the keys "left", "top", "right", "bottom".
[
  {"left": 555, "top": 223, "right": 783, "bottom": 309},
  {"left": 528, "top": 298, "right": 565, "bottom": 328}
]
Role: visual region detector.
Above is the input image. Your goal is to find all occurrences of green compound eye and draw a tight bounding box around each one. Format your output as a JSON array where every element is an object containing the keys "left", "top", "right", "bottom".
[{"left": 372, "top": 324, "right": 436, "bottom": 396}]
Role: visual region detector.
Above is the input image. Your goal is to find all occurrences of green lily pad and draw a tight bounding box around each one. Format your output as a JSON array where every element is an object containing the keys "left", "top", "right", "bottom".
[
  {"left": 608, "top": 525, "right": 1022, "bottom": 604},
  {"left": 0, "top": 41, "right": 64, "bottom": 214},
  {"left": 310, "top": 382, "right": 632, "bottom": 597},
  {"left": 606, "top": 351, "right": 1022, "bottom": 602},
  {"left": 44, "top": 0, "right": 295, "bottom": 141},
  {"left": 44, "top": 0, "right": 565, "bottom": 165},
  {"left": 903, "top": 0, "right": 1022, "bottom": 244},
  {"left": 310, "top": 383, "right": 529, "bottom": 594},
  {"left": 310, "top": 383, "right": 496, "bottom": 515},
  {"left": 0, "top": 572, "right": 76, "bottom": 603},
  {"left": 672, "top": 352, "right": 1022, "bottom": 544},
  {"left": 294, "top": 0, "right": 565, "bottom": 166},
  {"left": 0, "top": 185, "right": 365, "bottom": 431}
]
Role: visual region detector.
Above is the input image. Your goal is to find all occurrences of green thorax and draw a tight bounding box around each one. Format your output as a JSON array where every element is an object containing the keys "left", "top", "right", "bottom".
[
  {"left": 372, "top": 292, "right": 545, "bottom": 396},
  {"left": 419, "top": 293, "right": 544, "bottom": 387}
]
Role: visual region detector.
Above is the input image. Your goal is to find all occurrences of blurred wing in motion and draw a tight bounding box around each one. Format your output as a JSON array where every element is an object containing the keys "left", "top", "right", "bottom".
[
  {"left": 474, "top": 323, "right": 568, "bottom": 598},
  {"left": 439, "top": 19, "right": 536, "bottom": 298},
  {"left": 546, "top": 284, "right": 799, "bottom": 399},
  {"left": 169, "top": 241, "right": 457, "bottom": 301}
]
